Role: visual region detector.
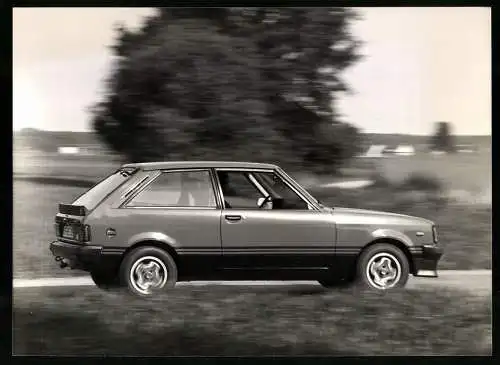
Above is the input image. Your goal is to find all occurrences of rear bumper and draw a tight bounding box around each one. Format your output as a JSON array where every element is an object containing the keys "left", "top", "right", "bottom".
[
  {"left": 49, "top": 240, "right": 122, "bottom": 272},
  {"left": 412, "top": 244, "right": 443, "bottom": 277}
]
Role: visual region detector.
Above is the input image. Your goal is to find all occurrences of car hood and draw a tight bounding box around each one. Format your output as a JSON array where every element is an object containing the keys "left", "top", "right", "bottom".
[{"left": 326, "top": 206, "right": 434, "bottom": 226}]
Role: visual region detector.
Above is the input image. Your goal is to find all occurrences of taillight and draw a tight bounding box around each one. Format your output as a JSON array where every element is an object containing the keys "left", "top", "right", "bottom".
[{"left": 83, "top": 224, "right": 92, "bottom": 242}]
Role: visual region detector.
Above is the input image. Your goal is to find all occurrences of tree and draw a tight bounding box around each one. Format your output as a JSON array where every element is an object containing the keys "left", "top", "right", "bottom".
[
  {"left": 430, "top": 121, "right": 455, "bottom": 153},
  {"left": 92, "top": 8, "right": 363, "bottom": 173}
]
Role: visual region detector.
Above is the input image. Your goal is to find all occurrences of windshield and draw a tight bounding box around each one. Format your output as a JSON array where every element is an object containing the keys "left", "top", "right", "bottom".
[{"left": 72, "top": 168, "right": 136, "bottom": 211}]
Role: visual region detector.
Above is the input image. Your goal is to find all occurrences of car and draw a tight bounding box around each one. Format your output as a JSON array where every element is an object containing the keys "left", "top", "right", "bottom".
[{"left": 49, "top": 161, "right": 443, "bottom": 297}]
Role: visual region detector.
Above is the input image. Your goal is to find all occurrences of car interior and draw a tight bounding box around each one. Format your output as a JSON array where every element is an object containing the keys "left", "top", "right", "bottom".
[
  {"left": 217, "top": 170, "right": 308, "bottom": 210},
  {"left": 176, "top": 171, "right": 216, "bottom": 207}
]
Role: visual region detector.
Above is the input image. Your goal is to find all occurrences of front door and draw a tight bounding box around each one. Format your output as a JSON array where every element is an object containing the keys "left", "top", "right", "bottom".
[{"left": 216, "top": 169, "right": 336, "bottom": 270}]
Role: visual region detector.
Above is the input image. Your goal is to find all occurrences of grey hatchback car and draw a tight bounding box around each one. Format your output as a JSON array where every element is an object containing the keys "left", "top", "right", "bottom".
[{"left": 50, "top": 161, "right": 443, "bottom": 297}]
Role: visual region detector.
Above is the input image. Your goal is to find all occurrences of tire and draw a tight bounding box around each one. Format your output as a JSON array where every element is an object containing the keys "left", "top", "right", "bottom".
[
  {"left": 119, "top": 246, "right": 177, "bottom": 298},
  {"left": 90, "top": 269, "right": 121, "bottom": 291},
  {"left": 356, "top": 243, "right": 409, "bottom": 290}
]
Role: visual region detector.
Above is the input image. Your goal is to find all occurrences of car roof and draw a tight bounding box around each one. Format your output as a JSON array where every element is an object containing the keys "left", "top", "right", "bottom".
[{"left": 121, "top": 161, "right": 279, "bottom": 171}]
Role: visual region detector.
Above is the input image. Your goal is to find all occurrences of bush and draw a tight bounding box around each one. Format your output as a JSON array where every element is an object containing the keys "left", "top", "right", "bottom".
[
  {"left": 369, "top": 171, "right": 392, "bottom": 189},
  {"left": 395, "top": 173, "right": 448, "bottom": 211},
  {"left": 398, "top": 173, "right": 444, "bottom": 192},
  {"left": 309, "top": 173, "right": 447, "bottom": 213}
]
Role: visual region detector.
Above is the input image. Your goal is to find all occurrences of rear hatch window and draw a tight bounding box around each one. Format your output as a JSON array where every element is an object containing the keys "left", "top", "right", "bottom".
[{"left": 72, "top": 167, "right": 137, "bottom": 211}]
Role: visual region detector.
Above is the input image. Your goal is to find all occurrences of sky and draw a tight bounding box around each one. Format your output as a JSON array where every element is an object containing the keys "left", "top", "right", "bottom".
[{"left": 12, "top": 7, "right": 491, "bottom": 135}]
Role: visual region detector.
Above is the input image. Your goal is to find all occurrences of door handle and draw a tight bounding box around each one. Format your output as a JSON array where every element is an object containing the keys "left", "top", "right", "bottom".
[{"left": 225, "top": 215, "right": 242, "bottom": 222}]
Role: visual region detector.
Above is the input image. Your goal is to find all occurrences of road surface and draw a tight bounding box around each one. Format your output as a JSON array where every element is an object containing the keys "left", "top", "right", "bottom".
[{"left": 13, "top": 270, "right": 491, "bottom": 295}]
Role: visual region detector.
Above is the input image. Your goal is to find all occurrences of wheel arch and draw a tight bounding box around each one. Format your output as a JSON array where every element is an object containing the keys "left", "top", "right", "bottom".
[
  {"left": 122, "top": 240, "right": 180, "bottom": 267},
  {"left": 359, "top": 238, "right": 415, "bottom": 275}
]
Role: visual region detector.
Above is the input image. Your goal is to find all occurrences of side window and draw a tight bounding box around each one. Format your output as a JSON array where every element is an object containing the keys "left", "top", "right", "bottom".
[
  {"left": 126, "top": 170, "right": 216, "bottom": 208},
  {"left": 217, "top": 171, "right": 265, "bottom": 209},
  {"left": 254, "top": 172, "right": 308, "bottom": 210}
]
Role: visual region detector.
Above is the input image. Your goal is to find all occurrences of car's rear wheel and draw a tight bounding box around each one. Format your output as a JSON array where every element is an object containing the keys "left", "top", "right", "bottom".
[
  {"left": 356, "top": 243, "right": 409, "bottom": 290},
  {"left": 119, "top": 246, "right": 177, "bottom": 298}
]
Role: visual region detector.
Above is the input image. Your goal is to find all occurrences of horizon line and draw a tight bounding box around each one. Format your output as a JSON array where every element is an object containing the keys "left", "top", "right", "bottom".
[{"left": 13, "top": 127, "right": 492, "bottom": 137}]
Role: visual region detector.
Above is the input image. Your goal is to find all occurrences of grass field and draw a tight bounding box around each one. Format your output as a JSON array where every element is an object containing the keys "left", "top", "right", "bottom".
[
  {"left": 13, "top": 151, "right": 121, "bottom": 181},
  {"left": 13, "top": 285, "right": 491, "bottom": 356},
  {"left": 375, "top": 152, "right": 491, "bottom": 196},
  {"left": 14, "top": 149, "right": 491, "bottom": 194},
  {"left": 13, "top": 181, "right": 86, "bottom": 278},
  {"left": 12, "top": 153, "right": 492, "bottom": 357},
  {"left": 12, "top": 137, "right": 492, "bottom": 277}
]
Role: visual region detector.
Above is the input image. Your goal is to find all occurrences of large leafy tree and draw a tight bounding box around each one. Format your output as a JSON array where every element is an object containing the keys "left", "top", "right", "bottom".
[{"left": 92, "top": 7, "right": 362, "bottom": 173}]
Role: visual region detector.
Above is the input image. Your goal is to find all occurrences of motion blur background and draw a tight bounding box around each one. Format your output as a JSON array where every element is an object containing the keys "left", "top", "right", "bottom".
[
  {"left": 12, "top": 7, "right": 491, "bottom": 356},
  {"left": 13, "top": 7, "right": 491, "bottom": 196}
]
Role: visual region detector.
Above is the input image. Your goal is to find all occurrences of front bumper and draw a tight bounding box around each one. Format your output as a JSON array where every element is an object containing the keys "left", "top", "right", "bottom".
[
  {"left": 412, "top": 244, "right": 444, "bottom": 277},
  {"left": 49, "top": 240, "right": 122, "bottom": 272}
]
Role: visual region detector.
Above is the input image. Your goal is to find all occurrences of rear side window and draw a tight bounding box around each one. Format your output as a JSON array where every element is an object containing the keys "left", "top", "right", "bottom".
[
  {"left": 72, "top": 169, "right": 135, "bottom": 211},
  {"left": 126, "top": 170, "right": 217, "bottom": 208}
]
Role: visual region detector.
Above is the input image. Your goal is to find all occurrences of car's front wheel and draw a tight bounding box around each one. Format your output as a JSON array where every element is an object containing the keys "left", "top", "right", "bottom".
[
  {"left": 119, "top": 246, "right": 177, "bottom": 298},
  {"left": 356, "top": 243, "right": 409, "bottom": 290}
]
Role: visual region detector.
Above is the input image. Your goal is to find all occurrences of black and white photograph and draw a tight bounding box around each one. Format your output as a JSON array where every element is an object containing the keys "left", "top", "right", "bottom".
[{"left": 12, "top": 6, "right": 491, "bottom": 356}]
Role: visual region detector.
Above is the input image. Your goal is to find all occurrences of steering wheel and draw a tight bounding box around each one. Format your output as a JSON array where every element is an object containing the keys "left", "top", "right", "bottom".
[{"left": 258, "top": 195, "right": 272, "bottom": 209}]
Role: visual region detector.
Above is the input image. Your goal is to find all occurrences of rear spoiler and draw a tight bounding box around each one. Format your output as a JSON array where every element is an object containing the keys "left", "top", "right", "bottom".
[{"left": 59, "top": 203, "right": 87, "bottom": 216}]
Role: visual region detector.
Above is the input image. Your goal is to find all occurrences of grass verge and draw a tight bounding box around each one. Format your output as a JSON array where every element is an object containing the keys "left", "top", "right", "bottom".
[{"left": 13, "top": 285, "right": 491, "bottom": 356}]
